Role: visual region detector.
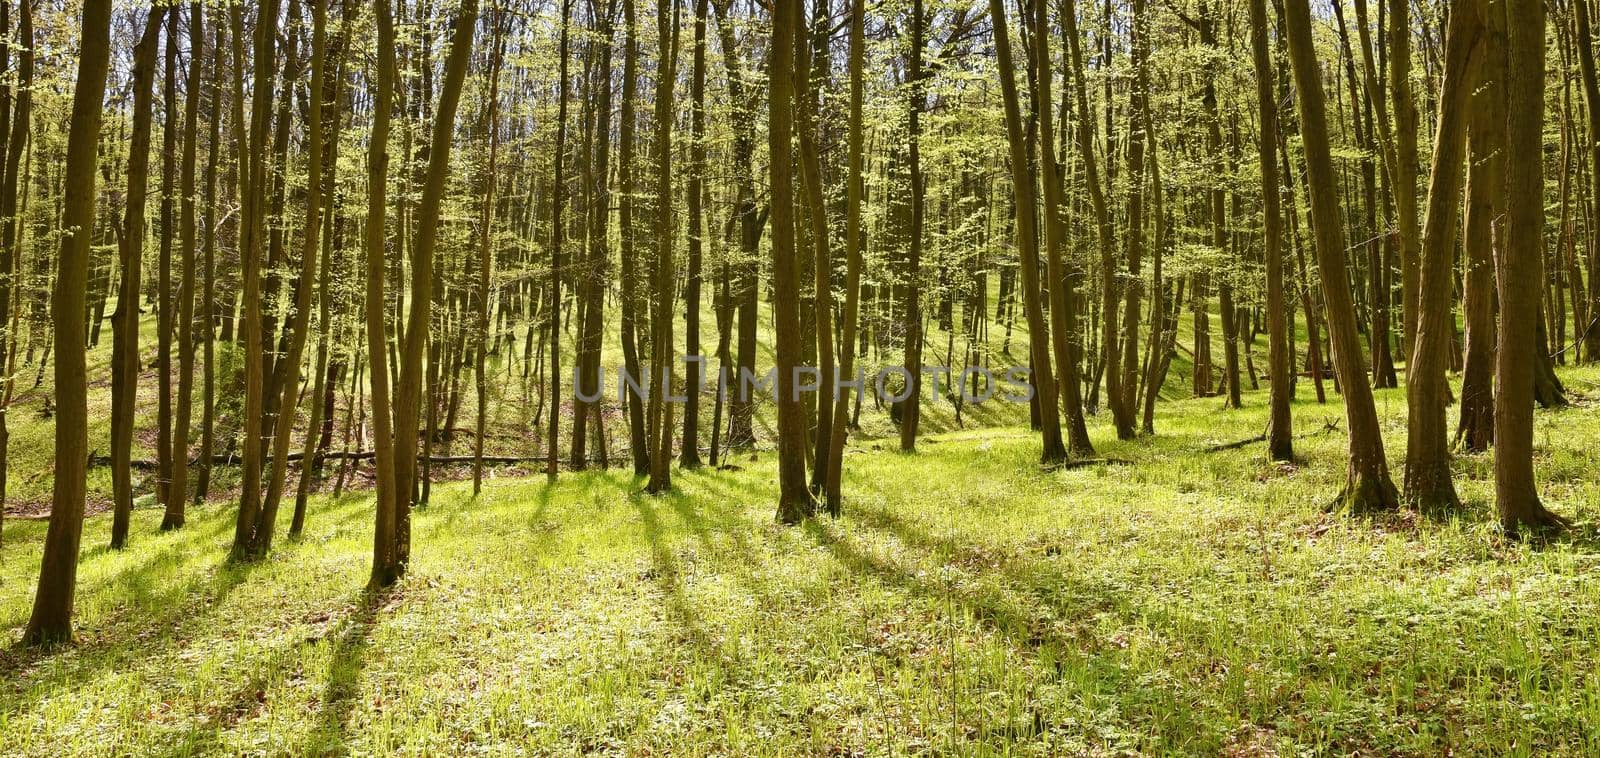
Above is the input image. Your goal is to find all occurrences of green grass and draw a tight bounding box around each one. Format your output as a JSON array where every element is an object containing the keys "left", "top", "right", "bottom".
[{"left": 4, "top": 365, "right": 1600, "bottom": 755}]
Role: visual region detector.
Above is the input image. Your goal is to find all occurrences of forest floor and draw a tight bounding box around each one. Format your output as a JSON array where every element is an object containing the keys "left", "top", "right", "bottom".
[{"left": 4, "top": 367, "right": 1600, "bottom": 755}]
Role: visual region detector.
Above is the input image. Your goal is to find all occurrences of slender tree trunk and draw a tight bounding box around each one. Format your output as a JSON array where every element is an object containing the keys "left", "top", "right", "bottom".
[
  {"left": 230, "top": 0, "right": 279, "bottom": 561},
  {"left": 195, "top": 5, "right": 225, "bottom": 505},
  {"left": 1117, "top": 0, "right": 1149, "bottom": 435},
  {"left": 1282, "top": 0, "right": 1400, "bottom": 514},
  {"left": 110, "top": 8, "right": 164, "bottom": 550},
  {"left": 254, "top": 0, "right": 332, "bottom": 555},
  {"left": 1495, "top": 0, "right": 1568, "bottom": 533},
  {"left": 390, "top": 0, "right": 476, "bottom": 561},
  {"left": 1390, "top": 0, "right": 1421, "bottom": 358},
  {"left": 619, "top": 0, "right": 650, "bottom": 471},
  {"left": 645, "top": 0, "right": 677, "bottom": 493},
  {"left": 476, "top": 7, "right": 507, "bottom": 490},
  {"left": 771, "top": 0, "right": 812, "bottom": 522},
  {"left": 798, "top": 0, "right": 833, "bottom": 484},
  {"left": 367, "top": 0, "right": 402, "bottom": 589},
  {"left": 1580, "top": 0, "right": 1600, "bottom": 362},
  {"left": 1404, "top": 0, "right": 1479, "bottom": 512},
  {"left": 0, "top": 0, "right": 32, "bottom": 541},
  {"left": 682, "top": 0, "right": 708, "bottom": 469},
  {"left": 23, "top": 0, "right": 113, "bottom": 646},
  {"left": 1248, "top": 0, "right": 1292, "bottom": 461},
  {"left": 898, "top": 0, "right": 925, "bottom": 452},
  {"left": 1036, "top": 0, "right": 1091, "bottom": 456},
  {"left": 547, "top": 0, "right": 569, "bottom": 483},
  {"left": 993, "top": 0, "right": 1067, "bottom": 465},
  {"left": 156, "top": 9, "right": 178, "bottom": 512},
  {"left": 825, "top": 0, "right": 867, "bottom": 514},
  {"left": 164, "top": 1, "right": 204, "bottom": 529}
]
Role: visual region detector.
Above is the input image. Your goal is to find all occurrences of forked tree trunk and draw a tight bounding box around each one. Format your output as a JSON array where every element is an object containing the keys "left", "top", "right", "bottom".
[
  {"left": 993, "top": 0, "right": 1067, "bottom": 465},
  {"left": 796, "top": 0, "right": 833, "bottom": 484},
  {"left": 254, "top": 0, "right": 332, "bottom": 556},
  {"left": 1036, "top": 0, "right": 1092, "bottom": 456}
]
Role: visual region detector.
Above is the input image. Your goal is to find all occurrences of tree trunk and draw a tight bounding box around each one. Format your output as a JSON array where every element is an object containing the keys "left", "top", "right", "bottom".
[
  {"left": 825, "top": 0, "right": 867, "bottom": 514},
  {"left": 645, "top": 0, "right": 678, "bottom": 493},
  {"left": 366, "top": 0, "right": 402, "bottom": 590},
  {"left": 993, "top": 0, "right": 1067, "bottom": 465},
  {"left": 110, "top": 8, "right": 164, "bottom": 549},
  {"left": 682, "top": 0, "right": 708, "bottom": 469},
  {"left": 1248, "top": 0, "right": 1292, "bottom": 461},
  {"left": 1405, "top": 0, "right": 1479, "bottom": 512},
  {"left": 1494, "top": 0, "right": 1568, "bottom": 533},
  {"left": 1282, "top": 0, "right": 1400, "bottom": 514},
  {"left": 771, "top": 0, "right": 812, "bottom": 522},
  {"left": 476, "top": 7, "right": 507, "bottom": 489},
  {"left": 0, "top": 0, "right": 31, "bottom": 542},
  {"left": 24, "top": 0, "right": 113, "bottom": 646}
]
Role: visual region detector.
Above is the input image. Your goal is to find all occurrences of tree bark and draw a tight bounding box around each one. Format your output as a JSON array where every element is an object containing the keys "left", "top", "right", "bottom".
[
  {"left": 1248, "top": 0, "right": 1292, "bottom": 461},
  {"left": 24, "top": 0, "right": 114, "bottom": 646},
  {"left": 1494, "top": 0, "right": 1568, "bottom": 533},
  {"left": 110, "top": 8, "right": 164, "bottom": 549},
  {"left": 771, "top": 0, "right": 812, "bottom": 522},
  {"left": 1282, "top": 0, "right": 1400, "bottom": 514},
  {"left": 1405, "top": 0, "right": 1479, "bottom": 512}
]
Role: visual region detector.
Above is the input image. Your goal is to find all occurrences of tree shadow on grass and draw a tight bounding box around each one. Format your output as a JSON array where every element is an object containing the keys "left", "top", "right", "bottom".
[
  {"left": 1, "top": 497, "right": 372, "bottom": 720},
  {"left": 632, "top": 497, "right": 719, "bottom": 657},
  {"left": 298, "top": 588, "right": 389, "bottom": 755},
  {"left": 803, "top": 502, "right": 1129, "bottom": 664}
]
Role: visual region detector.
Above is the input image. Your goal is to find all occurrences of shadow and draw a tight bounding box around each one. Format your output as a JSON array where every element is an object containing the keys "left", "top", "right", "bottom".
[
  {"left": 632, "top": 497, "right": 718, "bottom": 657},
  {"left": 2, "top": 496, "right": 374, "bottom": 718},
  {"left": 804, "top": 501, "right": 1128, "bottom": 660},
  {"left": 2, "top": 542, "right": 264, "bottom": 716},
  {"left": 300, "top": 589, "right": 387, "bottom": 754}
]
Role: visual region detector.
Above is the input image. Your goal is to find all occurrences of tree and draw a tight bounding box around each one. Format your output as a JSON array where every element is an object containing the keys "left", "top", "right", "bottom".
[
  {"left": 110, "top": 7, "right": 165, "bottom": 549},
  {"left": 770, "top": 0, "right": 811, "bottom": 523},
  {"left": 1458, "top": 9, "right": 1499, "bottom": 453},
  {"left": 681, "top": 0, "right": 707, "bottom": 469},
  {"left": 548, "top": 0, "right": 570, "bottom": 483},
  {"left": 1404, "top": 0, "right": 1480, "bottom": 513},
  {"left": 824, "top": 0, "right": 867, "bottom": 514},
  {"left": 1247, "top": 0, "right": 1291, "bottom": 462},
  {"left": 1576, "top": 0, "right": 1600, "bottom": 362},
  {"left": 1281, "top": 0, "right": 1399, "bottom": 514},
  {"left": 1034, "top": 0, "right": 1093, "bottom": 455},
  {"left": 366, "top": 0, "right": 402, "bottom": 589},
  {"left": 23, "top": 0, "right": 114, "bottom": 646},
  {"left": 645, "top": 0, "right": 677, "bottom": 494},
  {"left": 1493, "top": 0, "right": 1568, "bottom": 533},
  {"left": 0, "top": 0, "right": 32, "bottom": 543},
  {"left": 164, "top": 0, "right": 204, "bottom": 530},
  {"left": 477, "top": 5, "right": 508, "bottom": 490},
  {"left": 991, "top": 0, "right": 1067, "bottom": 465}
]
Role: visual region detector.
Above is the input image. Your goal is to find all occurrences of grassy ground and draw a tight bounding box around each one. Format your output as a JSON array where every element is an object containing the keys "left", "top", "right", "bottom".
[{"left": 4, "top": 366, "right": 1599, "bottom": 755}]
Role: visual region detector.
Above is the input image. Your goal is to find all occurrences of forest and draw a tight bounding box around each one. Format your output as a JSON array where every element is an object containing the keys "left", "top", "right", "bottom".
[{"left": 3, "top": 0, "right": 1600, "bottom": 752}]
